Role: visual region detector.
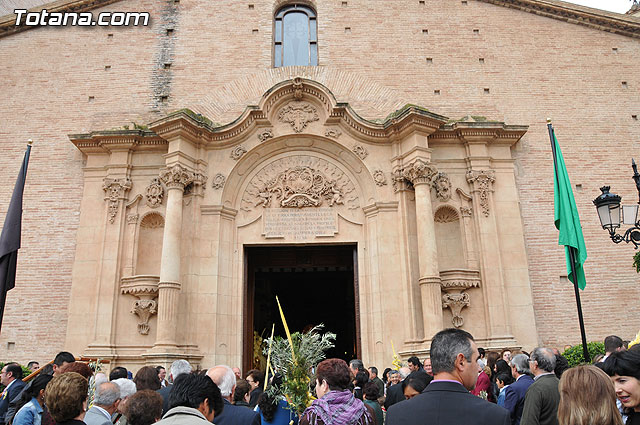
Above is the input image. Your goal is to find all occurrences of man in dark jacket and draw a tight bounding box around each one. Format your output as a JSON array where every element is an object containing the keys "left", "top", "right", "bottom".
[
  {"left": 520, "top": 348, "right": 560, "bottom": 425},
  {"left": 0, "top": 363, "right": 25, "bottom": 425},
  {"left": 207, "top": 365, "right": 260, "bottom": 425},
  {"left": 504, "top": 354, "right": 534, "bottom": 425},
  {"left": 386, "top": 328, "right": 509, "bottom": 425}
]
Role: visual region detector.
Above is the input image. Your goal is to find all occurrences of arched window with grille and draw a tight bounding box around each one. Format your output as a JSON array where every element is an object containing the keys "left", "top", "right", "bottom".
[{"left": 274, "top": 4, "right": 318, "bottom": 67}]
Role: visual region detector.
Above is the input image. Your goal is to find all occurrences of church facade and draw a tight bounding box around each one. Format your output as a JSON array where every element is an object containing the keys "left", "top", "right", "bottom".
[{"left": 0, "top": 0, "right": 639, "bottom": 370}]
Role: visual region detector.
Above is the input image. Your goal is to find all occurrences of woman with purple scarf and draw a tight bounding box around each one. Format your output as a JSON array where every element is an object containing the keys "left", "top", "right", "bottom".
[{"left": 300, "top": 359, "right": 375, "bottom": 425}]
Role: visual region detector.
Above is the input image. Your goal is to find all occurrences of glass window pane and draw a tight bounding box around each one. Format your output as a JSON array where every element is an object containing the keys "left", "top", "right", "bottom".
[
  {"left": 275, "top": 44, "right": 282, "bottom": 67},
  {"left": 275, "top": 20, "right": 282, "bottom": 42},
  {"left": 283, "top": 11, "right": 310, "bottom": 66},
  {"left": 309, "top": 19, "right": 317, "bottom": 41},
  {"left": 310, "top": 43, "right": 317, "bottom": 65}
]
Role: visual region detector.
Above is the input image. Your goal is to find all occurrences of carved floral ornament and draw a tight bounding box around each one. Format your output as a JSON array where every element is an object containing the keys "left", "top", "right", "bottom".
[
  {"left": 372, "top": 170, "right": 387, "bottom": 186},
  {"left": 212, "top": 173, "right": 226, "bottom": 190},
  {"left": 440, "top": 271, "right": 481, "bottom": 328},
  {"left": 433, "top": 172, "right": 452, "bottom": 201},
  {"left": 103, "top": 177, "right": 132, "bottom": 224},
  {"left": 278, "top": 102, "right": 319, "bottom": 133},
  {"left": 352, "top": 144, "right": 368, "bottom": 160},
  {"left": 146, "top": 177, "right": 164, "bottom": 208},
  {"left": 120, "top": 276, "right": 159, "bottom": 335},
  {"left": 325, "top": 128, "right": 341, "bottom": 139},
  {"left": 401, "top": 159, "right": 438, "bottom": 186},
  {"left": 241, "top": 156, "right": 359, "bottom": 212},
  {"left": 160, "top": 164, "right": 195, "bottom": 190},
  {"left": 466, "top": 170, "right": 496, "bottom": 217},
  {"left": 258, "top": 129, "right": 273, "bottom": 142},
  {"left": 230, "top": 145, "right": 247, "bottom": 160}
]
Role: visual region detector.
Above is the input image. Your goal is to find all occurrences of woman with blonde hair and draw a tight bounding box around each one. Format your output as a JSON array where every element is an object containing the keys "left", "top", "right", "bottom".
[{"left": 557, "top": 365, "right": 623, "bottom": 425}]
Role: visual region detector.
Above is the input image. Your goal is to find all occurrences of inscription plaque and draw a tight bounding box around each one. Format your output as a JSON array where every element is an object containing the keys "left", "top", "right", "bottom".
[{"left": 263, "top": 208, "right": 338, "bottom": 240}]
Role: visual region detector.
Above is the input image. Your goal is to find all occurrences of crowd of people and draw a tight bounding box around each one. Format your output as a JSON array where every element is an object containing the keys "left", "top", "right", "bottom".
[{"left": 0, "top": 332, "right": 638, "bottom": 425}]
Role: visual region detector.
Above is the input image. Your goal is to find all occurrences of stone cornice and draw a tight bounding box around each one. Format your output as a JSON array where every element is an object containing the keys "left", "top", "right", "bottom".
[
  {"left": 429, "top": 121, "right": 528, "bottom": 146},
  {"left": 477, "top": 0, "right": 640, "bottom": 39},
  {"left": 0, "top": 0, "right": 121, "bottom": 38},
  {"left": 69, "top": 130, "right": 167, "bottom": 154}
]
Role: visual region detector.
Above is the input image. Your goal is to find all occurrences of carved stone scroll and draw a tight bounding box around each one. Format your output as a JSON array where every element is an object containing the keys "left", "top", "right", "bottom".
[
  {"left": 121, "top": 275, "right": 160, "bottom": 335},
  {"left": 103, "top": 178, "right": 132, "bottom": 224},
  {"left": 442, "top": 293, "right": 471, "bottom": 328},
  {"left": 160, "top": 164, "right": 195, "bottom": 190},
  {"left": 440, "top": 269, "right": 480, "bottom": 328},
  {"left": 373, "top": 170, "right": 387, "bottom": 186},
  {"left": 278, "top": 102, "right": 319, "bottom": 133},
  {"left": 241, "top": 156, "right": 359, "bottom": 212},
  {"left": 352, "top": 144, "right": 368, "bottom": 160},
  {"left": 325, "top": 128, "right": 342, "bottom": 139},
  {"left": 466, "top": 170, "right": 495, "bottom": 217},
  {"left": 258, "top": 129, "right": 273, "bottom": 142},
  {"left": 132, "top": 299, "right": 157, "bottom": 335},
  {"left": 212, "top": 173, "right": 226, "bottom": 190},
  {"left": 230, "top": 145, "right": 247, "bottom": 160},
  {"left": 433, "top": 172, "right": 452, "bottom": 201},
  {"left": 146, "top": 177, "right": 164, "bottom": 208}
]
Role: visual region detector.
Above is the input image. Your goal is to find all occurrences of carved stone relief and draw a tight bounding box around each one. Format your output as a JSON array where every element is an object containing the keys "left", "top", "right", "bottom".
[
  {"left": 146, "top": 177, "right": 164, "bottom": 208},
  {"left": 230, "top": 145, "right": 247, "bottom": 160},
  {"left": 466, "top": 170, "right": 495, "bottom": 217},
  {"left": 132, "top": 299, "right": 157, "bottom": 335},
  {"left": 212, "top": 173, "right": 226, "bottom": 190},
  {"left": 433, "top": 172, "right": 452, "bottom": 201},
  {"left": 440, "top": 270, "right": 480, "bottom": 328},
  {"left": 372, "top": 170, "right": 387, "bottom": 186},
  {"left": 460, "top": 206, "right": 472, "bottom": 218},
  {"left": 103, "top": 177, "right": 132, "bottom": 224},
  {"left": 258, "top": 129, "right": 273, "bottom": 142},
  {"left": 140, "top": 213, "right": 164, "bottom": 229},
  {"left": 442, "top": 293, "right": 471, "bottom": 328},
  {"left": 160, "top": 164, "right": 195, "bottom": 190},
  {"left": 352, "top": 144, "right": 368, "bottom": 160},
  {"left": 402, "top": 159, "right": 438, "bottom": 186},
  {"left": 121, "top": 275, "right": 159, "bottom": 335},
  {"left": 325, "top": 128, "right": 342, "bottom": 139},
  {"left": 434, "top": 206, "right": 459, "bottom": 223},
  {"left": 278, "top": 102, "right": 319, "bottom": 133},
  {"left": 392, "top": 168, "right": 412, "bottom": 193},
  {"left": 241, "top": 156, "right": 359, "bottom": 212},
  {"left": 127, "top": 214, "right": 139, "bottom": 225}
]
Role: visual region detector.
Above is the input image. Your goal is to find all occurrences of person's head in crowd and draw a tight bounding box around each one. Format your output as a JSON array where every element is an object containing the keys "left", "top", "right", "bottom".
[
  {"left": 478, "top": 348, "right": 486, "bottom": 360},
  {"left": 94, "top": 372, "right": 108, "bottom": 387},
  {"left": 510, "top": 353, "right": 530, "bottom": 378},
  {"left": 156, "top": 366, "right": 166, "bottom": 384},
  {"left": 39, "top": 364, "right": 54, "bottom": 376},
  {"left": 402, "top": 371, "right": 429, "bottom": 399},
  {"left": 500, "top": 349, "right": 512, "bottom": 364},
  {"left": 398, "top": 366, "right": 411, "bottom": 380},
  {"left": 94, "top": 381, "right": 121, "bottom": 414},
  {"left": 354, "top": 370, "right": 368, "bottom": 390},
  {"left": 112, "top": 378, "right": 137, "bottom": 416},
  {"left": 605, "top": 335, "right": 625, "bottom": 355},
  {"left": 245, "top": 369, "right": 264, "bottom": 393},
  {"left": 430, "top": 328, "right": 479, "bottom": 391},
  {"left": 315, "top": 358, "right": 352, "bottom": 398},
  {"left": 363, "top": 381, "right": 379, "bottom": 401},
  {"left": 382, "top": 367, "right": 391, "bottom": 384},
  {"left": 558, "top": 365, "right": 623, "bottom": 425},
  {"left": 15, "top": 373, "right": 53, "bottom": 414},
  {"left": 168, "top": 372, "right": 224, "bottom": 421},
  {"left": 555, "top": 353, "right": 570, "bottom": 379},
  {"left": 233, "top": 379, "right": 251, "bottom": 405},
  {"left": 407, "top": 356, "right": 422, "bottom": 372},
  {"left": 1, "top": 362, "right": 23, "bottom": 386},
  {"left": 207, "top": 365, "right": 237, "bottom": 401},
  {"left": 110, "top": 366, "right": 128, "bottom": 381},
  {"left": 169, "top": 360, "right": 192, "bottom": 384},
  {"left": 27, "top": 361, "right": 40, "bottom": 372},
  {"left": 125, "top": 390, "right": 163, "bottom": 425},
  {"left": 52, "top": 351, "right": 75, "bottom": 375},
  {"left": 232, "top": 367, "right": 242, "bottom": 380},
  {"left": 495, "top": 359, "right": 511, "bottom": 377},
  {"left": 602, "top": 349, "right": 640, "bottom": 415},
  {"left": 423, "top": 358, "right": 433, "bottom": 376},
  {"left": 348, "top": 359, "right": 364, "bottom": 377},
  {"left": 486, "top": 351, "right": 500, "bottom": 375},
  {"left": 45, "top": 372, "right": 88, "bottom": 423},
  {"left": 134, "top": 366, "right": 162, "bottom": 391},
  {"left": 388, "top": 370, "right": 401, "bottom": 385},
  {"left": 368, "top": 366, "right": 378, "bottom": 380},
  {"left": 496, "top": 372, "right": 514, "bottom": 390},
  {"left": 529, "top": 348, "right": 557, "bottom": 375},
  {"left": 60, "top": 362, "right": 93, "bottom": 380}
]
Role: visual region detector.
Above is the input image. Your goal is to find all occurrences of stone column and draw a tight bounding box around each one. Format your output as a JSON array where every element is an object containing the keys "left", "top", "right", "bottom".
[
  {"left": 402, "top": 159, "right": 443, "bottom": 341},
  {"left": 151, "top": 164, "right": 194, "bottom": 352}
]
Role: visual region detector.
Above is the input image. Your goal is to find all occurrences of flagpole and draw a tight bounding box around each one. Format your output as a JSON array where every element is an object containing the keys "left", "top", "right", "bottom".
[{"left": 547, "top": 120, "right": 590, "bottom": 363}]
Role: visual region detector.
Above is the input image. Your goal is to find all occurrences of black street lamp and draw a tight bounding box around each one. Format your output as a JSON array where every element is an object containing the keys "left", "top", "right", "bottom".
[{"left": 593, "top": 160, "right": 640, "bottom": 248}]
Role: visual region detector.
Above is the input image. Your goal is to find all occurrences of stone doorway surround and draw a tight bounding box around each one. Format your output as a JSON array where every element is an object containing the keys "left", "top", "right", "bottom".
[{"left": 66, "top": 77, "right": 537, "bottom": 371}]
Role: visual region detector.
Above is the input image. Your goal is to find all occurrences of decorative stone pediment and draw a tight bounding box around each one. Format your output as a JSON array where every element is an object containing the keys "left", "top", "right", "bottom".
[{"left": 241, "top": 156, "right": 359, "bottom": 212}]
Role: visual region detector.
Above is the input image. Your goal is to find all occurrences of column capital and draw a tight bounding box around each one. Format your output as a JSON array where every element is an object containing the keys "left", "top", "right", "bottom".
[
  {"left": 160, "top": 164, "right": 195, "bottom": 190},
  {"left": 466, "top": 170, "right": 496, "bottom": 217},
  {"left": 103, "top": 177, "right": 132, "bottom": 224},
  {"left": 402, "top": 159, "right": 438, "bottom": 186}
]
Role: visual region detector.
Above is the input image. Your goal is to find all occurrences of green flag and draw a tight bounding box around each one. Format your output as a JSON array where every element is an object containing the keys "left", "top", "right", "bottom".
[{"left": 553, "top": 132, "right": 587, "bottom": 290}]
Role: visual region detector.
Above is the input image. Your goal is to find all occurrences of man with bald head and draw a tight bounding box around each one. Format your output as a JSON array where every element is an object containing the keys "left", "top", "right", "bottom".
[
  {"left": 206, "top": 365, "right": 260, "bottom": 425},
  {"left": 84, "top": 382, "right": 121, "bottom": 425}
]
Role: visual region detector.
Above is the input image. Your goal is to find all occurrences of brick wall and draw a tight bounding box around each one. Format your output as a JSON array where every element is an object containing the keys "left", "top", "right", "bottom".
[{"left": 0, "top": 0, "right": 638, "bottom": 363}]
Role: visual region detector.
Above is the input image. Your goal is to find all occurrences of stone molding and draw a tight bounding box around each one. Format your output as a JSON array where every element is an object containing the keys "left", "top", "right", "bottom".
[
  {"left": 120, "top": 275, "right": 160, "bottom": 335},
  {"left": 466, "top": 170, "right": 495, "bottom": 217},
  {"left": 103, "top": 177, "right": 132, "bottom": 224},
  {"left": 146, "top": 177, "right": 165, "bottom": 208},
  {"left": 160, "top": 164, "right": 195, "bottom": 190}
]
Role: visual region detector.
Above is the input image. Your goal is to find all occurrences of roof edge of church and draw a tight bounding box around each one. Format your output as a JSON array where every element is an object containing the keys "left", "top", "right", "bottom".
[
  {"left": 0, "top": 0, "right": 639, "bottom": 39},
  {"left": 476, "top": 0, "right": 640, "bottom": 39}
]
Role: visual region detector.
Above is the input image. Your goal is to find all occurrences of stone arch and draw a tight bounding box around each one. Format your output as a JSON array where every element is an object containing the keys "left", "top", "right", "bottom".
[{"left": 221, "top": 134, "right": 377, "bottom": 215}]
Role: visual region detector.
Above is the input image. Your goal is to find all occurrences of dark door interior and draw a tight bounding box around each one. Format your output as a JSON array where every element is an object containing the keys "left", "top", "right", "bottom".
[{"left": 244, "top": 244, "right": 359, "bottom": 372}]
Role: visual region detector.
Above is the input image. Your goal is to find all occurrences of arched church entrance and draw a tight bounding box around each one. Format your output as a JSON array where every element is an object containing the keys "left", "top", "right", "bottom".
[{"left": 244, "top": 244, "right": 359, "bottom": 372}]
